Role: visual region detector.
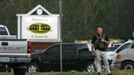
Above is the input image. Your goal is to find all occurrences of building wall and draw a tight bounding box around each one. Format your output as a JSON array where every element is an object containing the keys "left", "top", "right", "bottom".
[{"left": 31, "top": 42, "right": 54, "bottom": 51}]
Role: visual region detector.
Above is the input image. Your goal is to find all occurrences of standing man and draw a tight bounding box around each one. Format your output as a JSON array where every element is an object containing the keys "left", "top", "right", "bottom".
[{"left": 91, "top": 26, "right": 112, "bottom": 75}]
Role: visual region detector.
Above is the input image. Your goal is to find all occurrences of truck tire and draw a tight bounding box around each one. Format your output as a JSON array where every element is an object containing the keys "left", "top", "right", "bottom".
[
  {"left": 86, "top": 64, "right": 95, "bottom": 72},
  {"left": 122, "top": 61, "right": 134, "bottom": 70},
  {"left": 13, "top": 67, "right": 26, "bottom": 75},
  {"left": 27, "top": 63, "right": 39, "bottom": 72}
]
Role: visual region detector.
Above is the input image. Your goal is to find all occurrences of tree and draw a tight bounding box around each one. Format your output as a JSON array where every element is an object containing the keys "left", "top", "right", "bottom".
[{"left": 0, "top": 0, "right": 134, "bottom": 42}]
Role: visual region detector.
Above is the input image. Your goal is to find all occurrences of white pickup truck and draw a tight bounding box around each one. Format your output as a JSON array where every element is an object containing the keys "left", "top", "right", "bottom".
[{"left": 0, "top": 25, "right": 31, "bottom": 75}]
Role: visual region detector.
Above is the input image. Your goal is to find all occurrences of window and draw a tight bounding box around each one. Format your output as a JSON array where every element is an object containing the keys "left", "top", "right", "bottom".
[
  {"left": 79, "top": 48, "right": 89, "bottom": 52},
  {"left": 63, "top": 44, "right": 77, "bottom": 51},
  {"left": 0, "top": 27, "right": 8, "bottom": 35},
  {"left": 62, "top": 44, "right": 77, "bottom": 60},
  {"left": 45, "top": 44, "right": 60, "bottom": 53},
  {"left": 43, "top": 44, "right": 60, "bottom": 60},
  {"left": 116, "top": 43, "right": 131, "bottom": 53}
]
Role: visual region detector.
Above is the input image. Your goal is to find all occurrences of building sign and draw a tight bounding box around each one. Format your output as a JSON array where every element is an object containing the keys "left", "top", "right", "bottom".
[{"left": 17, "top": 5, "right": 61, "bottom": 42}]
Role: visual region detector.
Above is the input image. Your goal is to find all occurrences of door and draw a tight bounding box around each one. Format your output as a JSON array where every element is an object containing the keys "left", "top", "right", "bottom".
[
  {"left": 40, "top": 44, "right": 60, "bottom": 71},
  {"left": 127, "top": 43, "right": 134, "bottom": 59},
  {"left": 116, "top": 43, "right": 131, "bottom": 60},
  {"left": 77, "top": 44, "right": 94, "bottom": 70},
  {"left": 62, "top": 44, "right": 77, "bottom": 71}
]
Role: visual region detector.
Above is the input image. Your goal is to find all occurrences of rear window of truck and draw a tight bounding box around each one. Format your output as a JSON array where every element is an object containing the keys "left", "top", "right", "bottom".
[{"left": 0, "top": 27, "right": 8, "bottom": 35}]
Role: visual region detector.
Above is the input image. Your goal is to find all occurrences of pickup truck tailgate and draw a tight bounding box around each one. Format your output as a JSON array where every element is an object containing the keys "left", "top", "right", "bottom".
[{"left": 0, "top": 39, "right": 27, "bottom": 53}]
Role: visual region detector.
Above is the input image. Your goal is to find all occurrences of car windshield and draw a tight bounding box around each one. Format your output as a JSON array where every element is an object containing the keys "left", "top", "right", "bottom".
[
  {"left": 113, "top": 45, "right": 121, "bottom": 48},
  {"left": 0, "top": 27, "right": 8, "bottom": 35},
  {"left": 78, "top": 44, "right": 89, "bottom": 50},
  {"left": 116, "top": 43, "right": 131, "bottom": 53},
  {"left": 32, "top": 49, "right": 44, "bottom": 53},
  {"left": 106, "top": 46, "right": 118, "bottom": 52}
]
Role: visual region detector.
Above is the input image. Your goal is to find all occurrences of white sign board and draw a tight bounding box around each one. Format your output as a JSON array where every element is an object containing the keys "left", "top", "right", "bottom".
[{"left": 17, "top": 5, "right": 61, "bottom": 42}]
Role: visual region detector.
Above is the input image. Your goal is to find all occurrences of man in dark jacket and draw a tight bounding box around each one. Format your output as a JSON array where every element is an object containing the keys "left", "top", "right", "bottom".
[{"left": 91, "top": 26, "right": 112, "bottom": 75}]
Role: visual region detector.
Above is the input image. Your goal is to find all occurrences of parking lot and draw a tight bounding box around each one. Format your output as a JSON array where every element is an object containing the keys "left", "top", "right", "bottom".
[{"left": 0, "top": 0, "right": 134, "bottom": 75}]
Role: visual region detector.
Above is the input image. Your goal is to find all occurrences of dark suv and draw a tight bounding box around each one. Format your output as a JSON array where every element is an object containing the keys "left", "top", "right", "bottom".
[{"left": 28, "top": 43, "right": 95, "bottom": 72}]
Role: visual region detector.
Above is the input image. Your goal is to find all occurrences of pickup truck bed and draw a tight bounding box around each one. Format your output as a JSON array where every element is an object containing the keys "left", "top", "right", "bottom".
[
  {"left": 0, "top": 39, "right": 31, "bottom": 75},
  {"left": 0, "top": 25, "right": 31, "bottom": 75}
]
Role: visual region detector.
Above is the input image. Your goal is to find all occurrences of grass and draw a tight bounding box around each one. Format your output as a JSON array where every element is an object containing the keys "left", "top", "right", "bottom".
[
  {"left": 0, "top": 70, "right": 134, "bottom": 75},
  {"left": 26, "top": 70, "right": 134, "bottom": 75}
]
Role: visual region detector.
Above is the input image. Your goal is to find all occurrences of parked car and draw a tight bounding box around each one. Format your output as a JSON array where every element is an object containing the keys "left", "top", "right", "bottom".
[
  {"left": 114, "top": 40, "right": 134, "bottom": 69},
  {"left": 0, "top": 25, "right": 31, "bottom": 75},
  {"left": 108, "top": 42, "right": 123, "bottom": 48},
  {"left": 106, "top": 40, "right": 133, "bottom": 66},
  {"left": 28, "top": 43, "right": 95, "bottom": 72},
  {"left": 105, "top": 46, "right": 118, "bottom": 66}
]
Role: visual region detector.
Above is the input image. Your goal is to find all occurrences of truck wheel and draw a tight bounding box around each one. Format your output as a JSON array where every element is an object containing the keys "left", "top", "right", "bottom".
[
  {"left": 13, "top": 67, "right": 26, "bottom": 75},
  {"left": 101, "top": 65, "right": 105, "bottom": 72},
  {"left": 28, "top": 63, "right": 39, "bottom": 72},
  {"left": 122, "top": 61, "right": 134, "bottom": 70},
  {"left": 86, "top": 64, "right": 95, "bottom": 72}
]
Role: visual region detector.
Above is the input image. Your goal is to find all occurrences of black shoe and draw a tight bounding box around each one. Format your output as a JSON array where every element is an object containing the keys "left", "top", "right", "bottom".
[
  {"left": 107, "top": 73, "right": 113, "bottom": 75},
  {"left": 97, "top": 72, "right": 101, "bottom": 75}
]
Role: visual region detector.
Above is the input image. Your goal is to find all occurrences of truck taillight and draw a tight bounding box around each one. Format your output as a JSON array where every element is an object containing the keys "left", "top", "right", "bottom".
[
  {"left": 116, "top": 53, "right": 121, "bottom": 60},
  {"left": 28, "top": 41, "right": 32, "bottom": 53}
]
